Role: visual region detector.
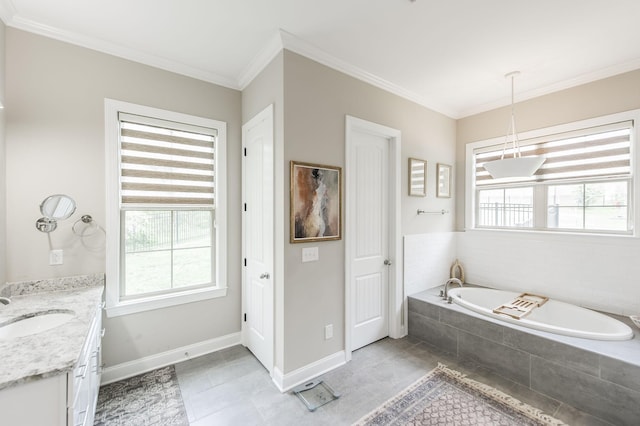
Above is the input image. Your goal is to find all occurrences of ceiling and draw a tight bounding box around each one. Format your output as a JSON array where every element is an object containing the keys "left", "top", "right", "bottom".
[{"left": 2, "top": 0, "right": 640, "bottom": 118}]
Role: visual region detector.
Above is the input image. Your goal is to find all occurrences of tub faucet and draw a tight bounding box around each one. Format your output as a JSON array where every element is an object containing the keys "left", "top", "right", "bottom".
[
  {"left": 442, "top": 278, "right": 463, "bottom": 302},
  {"left": 0, "top": 296, "right": 10, "bottom": 305}
]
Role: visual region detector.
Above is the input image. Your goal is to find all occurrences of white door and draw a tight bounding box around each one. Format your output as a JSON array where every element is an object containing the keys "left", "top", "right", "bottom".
[
  {"left": 348, "top": 125, "right": 390, "bottom": 350},
  {"left": 242, "top": 105, "right": 274, "bottom": 373}
]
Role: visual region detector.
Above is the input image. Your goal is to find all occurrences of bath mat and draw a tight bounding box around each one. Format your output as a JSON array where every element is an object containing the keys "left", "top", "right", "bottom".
[
  {"left": 94, "top": 365, "right": 188, "bottom": 426},
  {"left": 353, "top": 363, "right": 566, "bottom": 426}
]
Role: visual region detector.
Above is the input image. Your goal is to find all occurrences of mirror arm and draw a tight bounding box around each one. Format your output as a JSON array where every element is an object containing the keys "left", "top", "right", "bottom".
[{"left": 35, "top": 217, "right": 58, "bottom": 233}]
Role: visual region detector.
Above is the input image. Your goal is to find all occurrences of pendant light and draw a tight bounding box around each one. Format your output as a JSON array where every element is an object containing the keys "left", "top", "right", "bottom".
[{"left": 483, "top": 71, "right": 545, "bottom": 179}]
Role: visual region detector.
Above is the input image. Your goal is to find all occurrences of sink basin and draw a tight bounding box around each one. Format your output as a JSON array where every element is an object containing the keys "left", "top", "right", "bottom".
[{"left": 0, "top": 310, "right": 75, "bottom": 339}]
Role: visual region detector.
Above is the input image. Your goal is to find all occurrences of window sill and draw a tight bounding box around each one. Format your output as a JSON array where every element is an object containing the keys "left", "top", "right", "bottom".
[
  {"left": 105, "top": 286, "right": 227, "bottom": 317},
  {"left": 464, "top": 227, "right": 637, "bottom": 241}
]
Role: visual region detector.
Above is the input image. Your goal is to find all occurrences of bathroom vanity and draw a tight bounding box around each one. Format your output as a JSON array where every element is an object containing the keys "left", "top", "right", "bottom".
[{"left": 0, "top": 275, "right": 104, "bottom": 426}]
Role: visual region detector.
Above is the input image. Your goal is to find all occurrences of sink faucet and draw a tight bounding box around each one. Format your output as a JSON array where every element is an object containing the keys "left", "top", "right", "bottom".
[
  {"left": 0, "top": 296, "right": 10, "bottom": 305},
  {"left": 442, "top": 278, "right": 463, "bottom": 302}
]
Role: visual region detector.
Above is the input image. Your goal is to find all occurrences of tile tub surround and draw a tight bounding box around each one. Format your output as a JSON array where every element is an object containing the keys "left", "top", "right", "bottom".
[
  {"left": 0, "top": 274, "right": 104, "bottom": 390},
  {"left": 408, "top": 288, "right": 640, "bottom": 425}
]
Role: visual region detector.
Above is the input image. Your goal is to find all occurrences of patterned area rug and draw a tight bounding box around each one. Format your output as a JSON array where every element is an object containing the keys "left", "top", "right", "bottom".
[
  {"left": 354, "top": 364, "right": 566, "bottom": 426},
  {"left": 94, "top": 365, "right": 188, "bottom": 426}
]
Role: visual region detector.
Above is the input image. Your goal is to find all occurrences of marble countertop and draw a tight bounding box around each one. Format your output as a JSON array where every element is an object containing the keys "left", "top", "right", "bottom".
[{"left": 0, "top": 275, "right": 104, "bottom": 391}]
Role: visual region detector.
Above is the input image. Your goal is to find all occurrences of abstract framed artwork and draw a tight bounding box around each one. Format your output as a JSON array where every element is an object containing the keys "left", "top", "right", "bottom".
[
  {"left": 409, "top": 158, "right": 427, "bottom": 197},
  {"left": 290, "top": 161, "right": 342, "bottom": 243},
  {"left": 437, "top": 163, "right": 452, "bottom": 198}
]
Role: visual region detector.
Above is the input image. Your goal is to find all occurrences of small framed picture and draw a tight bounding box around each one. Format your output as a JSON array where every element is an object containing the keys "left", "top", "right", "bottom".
[
  {"left": 437, "top": 163, "right": 452, "bottom": 198},
  {"left": 408, "top": 158, "right": 427, "bottom": 197},
  {"left": 290, "top": 161, "right": 342, "bottom": 243}
]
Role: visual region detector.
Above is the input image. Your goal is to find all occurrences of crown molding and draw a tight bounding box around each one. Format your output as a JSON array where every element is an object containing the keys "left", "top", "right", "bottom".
[
  {"left": 277, "top": 29, "right": 458, "bottom": 118},
  {"left": 458, "top": 57, "right": 640, "bottom": 118},
  {"left": 3, "top": 1, "right": 639, "bottom": 119},
  {"left": 3, "top": 11, "right": 240, "bottom": 90},
  {"left": 3, "top": 10, "right": 457, "bottom": 117},
  {"left": 237, "top": 31, "right": 284, "bottom": 90},
  {"left": 0, "top": 0, "right": 15, "bottom": 24},
  {"left": 237, "top": 28, "right": 458, "bottom": 117}
]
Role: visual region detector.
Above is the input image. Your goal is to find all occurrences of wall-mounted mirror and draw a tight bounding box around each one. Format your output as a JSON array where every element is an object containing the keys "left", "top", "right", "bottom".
[
  {"left": 40, "top": 194, "right": 76, "bottom": 219},
  {"left": 36, "top": 194, "right": 76, "bottom": 232},
  {"left": 409, "top": 158, "right": 427, "bottom": 197}
]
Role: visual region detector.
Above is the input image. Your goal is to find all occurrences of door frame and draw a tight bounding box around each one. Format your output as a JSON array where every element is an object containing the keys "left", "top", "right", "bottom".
[
  {"left": 241, "top": 104, "right": 275, "bottom": 374},
  {"left": 345, "top": 115, "right": 403, "bottom": 362}
]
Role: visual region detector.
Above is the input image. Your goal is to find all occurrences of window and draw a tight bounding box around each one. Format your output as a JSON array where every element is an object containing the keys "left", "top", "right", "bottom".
[
  {"left": 477, "top": 187, "right": 533, "bottom": 227},
  {"left": 547, "top": 181, "right": 628, "bottom": 231},
  {"left": 105, "top": 100, "right": 227, "bottom": 316},
  {"left": 467, "top": 111, "right": 638, "bottom": 235}
]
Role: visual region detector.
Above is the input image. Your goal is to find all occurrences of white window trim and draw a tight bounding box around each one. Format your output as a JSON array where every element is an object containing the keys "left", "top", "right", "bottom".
[
  {"left": 465, "top": 109, "right": 640, "bottom": 237},
  {"left": 104, "top": 99, "right": 227, "bottom": 317}
]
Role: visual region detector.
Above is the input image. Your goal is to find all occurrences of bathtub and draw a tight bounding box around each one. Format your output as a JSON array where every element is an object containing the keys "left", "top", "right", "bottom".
[{"left": 447, "top": 287, "right": 634, "bottom": 341}]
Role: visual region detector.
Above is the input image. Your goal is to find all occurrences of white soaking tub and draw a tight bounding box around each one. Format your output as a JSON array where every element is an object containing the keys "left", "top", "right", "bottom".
[{"left": 447, "top": 287, "right": 633, "bottom": 341}]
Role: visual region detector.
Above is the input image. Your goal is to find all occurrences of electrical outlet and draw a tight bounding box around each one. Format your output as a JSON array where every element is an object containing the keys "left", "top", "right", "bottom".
[
  {"left": 302, "top": 246, "right": 319, "bottom": 262},
  {"left": 49, "top": 249, "right": 63, "bottom": 265},
  {"left": 324, "top": 324, "right": 333, "bottom": 340}
]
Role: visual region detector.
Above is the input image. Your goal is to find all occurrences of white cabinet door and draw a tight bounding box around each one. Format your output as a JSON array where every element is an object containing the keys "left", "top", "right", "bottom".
[{"left": 69, "top": 303, "right": 102, "bottom": 426}]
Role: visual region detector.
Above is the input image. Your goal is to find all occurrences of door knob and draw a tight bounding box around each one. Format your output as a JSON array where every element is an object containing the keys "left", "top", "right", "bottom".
[
  {"left": 260, "top": 273, "right": 270, "bottom": 279},
  {"left": 384, "top": 259, "right": 392, "bottom": 266}
]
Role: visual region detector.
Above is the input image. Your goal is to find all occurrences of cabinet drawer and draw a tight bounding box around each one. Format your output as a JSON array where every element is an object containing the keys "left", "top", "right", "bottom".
[
  {"left": 68, "top": 303, "right": 103, "bottom": 426},
  {"left": 70, "top": 315, "right": 98, "bottom": 406}
]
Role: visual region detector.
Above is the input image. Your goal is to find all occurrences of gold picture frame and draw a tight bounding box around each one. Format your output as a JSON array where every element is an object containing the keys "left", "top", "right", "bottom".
[
  {"left": 437, "top": 163, "right": 452, "bottom": 198},
  {"left": 290, "top": 161, "right": 342, "bottom": 243},
  {"left": 409, "top": 158, "right": 427, "bottom": 197}
]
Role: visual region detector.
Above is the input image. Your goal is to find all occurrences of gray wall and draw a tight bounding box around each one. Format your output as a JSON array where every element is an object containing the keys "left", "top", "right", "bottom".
[
  {"left": 240, "top": 50, "right": 456, "bottom": 375},
  {"left": 454, "top": 69, "right": 640, "bottom": 317},
  {"left": 241, "top": 52, "right": 286, "bottom": 371},
  {"left": 5, "top": 23, "right": 639, "bottom": 378},
  {"left": 5, "top": 28, "right": 243, "bottom": 367},
  {"left": 455, "top": 69, "right": 640, "bottom": 230},
  {"left": 3, "top": 28, "right": 456, "bottom": 374},
  {"left": 281, "top": 51, "right": 456, "bottom": 373},
  {"left": 0, "top": 21, "right": 5, "bottom": 285}
]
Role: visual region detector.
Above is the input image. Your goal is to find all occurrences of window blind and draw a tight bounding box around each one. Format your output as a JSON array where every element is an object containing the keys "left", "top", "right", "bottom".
[
  {"left": 118, "top": 113, "right": 216, "bottom": 206},
  {"left": 474, "top": 121, "right": 633, "bottom": 186}
]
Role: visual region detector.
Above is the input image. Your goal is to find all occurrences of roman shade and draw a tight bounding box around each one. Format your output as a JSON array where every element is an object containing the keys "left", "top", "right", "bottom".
[
  {"left": 118, "top": 112, "right": 216, "bottom": 206},
  {"left": 474, "top": 121, "right": 633, "bottom": 186}
]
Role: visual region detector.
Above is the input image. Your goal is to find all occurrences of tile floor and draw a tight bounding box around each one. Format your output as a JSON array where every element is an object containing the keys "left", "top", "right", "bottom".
[{"left": 173, "top": 336, "right": 612, "bottom": 426}]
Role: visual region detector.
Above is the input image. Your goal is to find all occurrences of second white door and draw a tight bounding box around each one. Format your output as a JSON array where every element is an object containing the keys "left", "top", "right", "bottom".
[{"left": 348, "top": 125, "right": 390, "bottom": 351}]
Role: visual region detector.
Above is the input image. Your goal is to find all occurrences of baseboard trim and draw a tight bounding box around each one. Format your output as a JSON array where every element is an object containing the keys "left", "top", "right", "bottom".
[
  {"left": 101, "top": 332, "right": 242, "bottom": 385},
  {"left": 272, "top": 350, "right": 346, "bottom": 392}
]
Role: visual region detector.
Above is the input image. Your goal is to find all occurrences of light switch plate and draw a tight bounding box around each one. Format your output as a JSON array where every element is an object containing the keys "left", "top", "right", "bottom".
[
  {"left": 325, "top": 324, "right": 333, "bottom": 340},
  {"left": 49, "top": 249, "right": 63, "bottom": 265},
  {"left": 302, "top": 246, "right": 319, "bottom": 262}
]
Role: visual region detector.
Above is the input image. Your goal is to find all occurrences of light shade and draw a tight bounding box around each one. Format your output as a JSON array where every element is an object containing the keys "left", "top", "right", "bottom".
[{"left": 483, "top": 155, "right": 546, "bottom": 179}]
